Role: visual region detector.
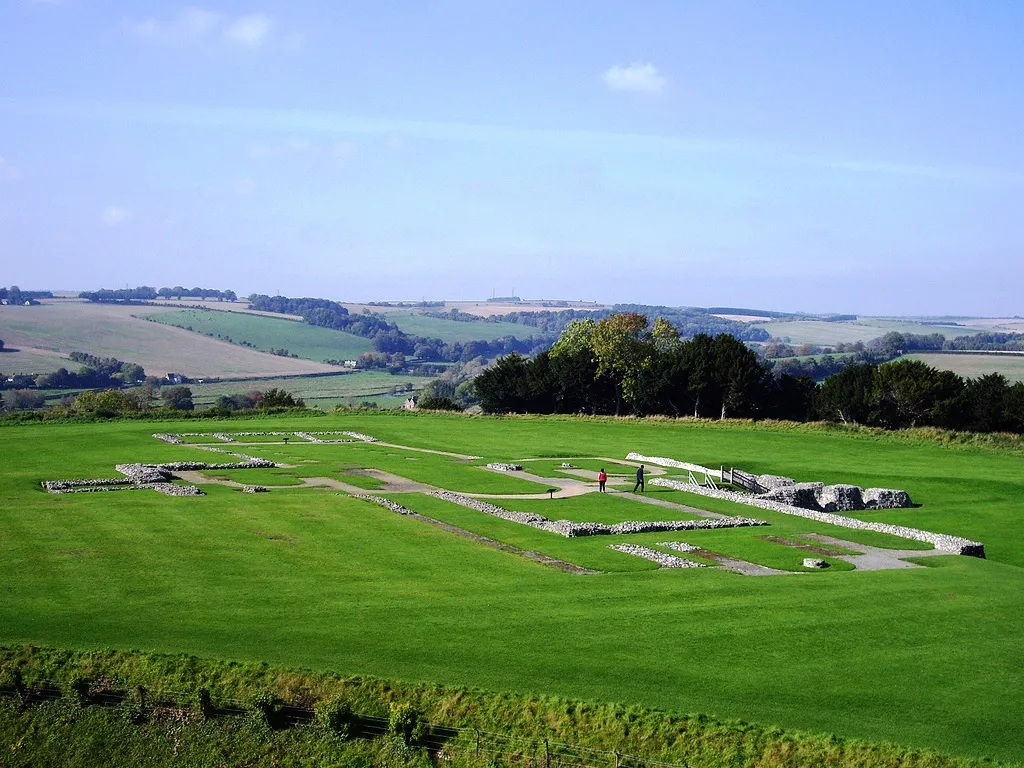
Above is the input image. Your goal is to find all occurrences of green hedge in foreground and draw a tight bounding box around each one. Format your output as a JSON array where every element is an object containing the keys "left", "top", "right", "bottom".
[{"left": 0, "top": 646, "right": 1007, "bottom": 768}]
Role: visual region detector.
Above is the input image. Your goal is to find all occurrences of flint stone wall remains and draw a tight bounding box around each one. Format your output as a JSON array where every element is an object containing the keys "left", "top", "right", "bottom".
[
  {"left": 649, "top": 478, "right": 984, "bottom": 557},
  {"left": 486, "top": 463, "right": 524, "bottom": 472},
  {"left": 427, "top": 491, "right": 767, "bottom": 538},
  {"left": 609, "top": 544, "right": 706, "bottom": 568}
]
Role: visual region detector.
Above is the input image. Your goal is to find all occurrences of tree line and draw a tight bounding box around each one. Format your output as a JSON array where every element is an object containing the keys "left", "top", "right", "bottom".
[
  {"left": 0, "top": 285, "right": 53, "bottom": 304},
  {"left": 473, "top": 313, "right": 1024, "bottom": 434},
  {"left": 79, "top": 286, "right": 237, "bottom": 302},
  {"left": 424, "top": 303, "right": 772, "bottom": 342}
]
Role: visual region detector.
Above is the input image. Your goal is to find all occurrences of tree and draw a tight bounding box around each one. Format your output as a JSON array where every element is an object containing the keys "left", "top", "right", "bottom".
[
  {"left": 4, "top": 389, "right": 44, "bottom": 410},
  {"left": 258, "top": 388, "right": 304, "bottom": 409},
  {"left": 74, "top": 389, "right": 144, "bottom": 416},
  {"left": 712, "top": 333, "right": 770, "bottom": 419},
  {"left": 815, "top": 363, "right": 877, "bottom": 424},
  {"left": 962, "top": 373, "right": 1010, "bottom": 433},
  {"left": 162, "top": 386, "right": 194, "bottom": 411},
  {"left": 871, "top": 359, "right": 960, "bottom": 429},
  {"left": 475, "top": 353, "right": 530, "bottom": 413},
  {"left": 417, "top": 395, "right": 463, "bottom": 411},
  {"left": 589, "top": 313, "right": 654, "bottom": 415}
]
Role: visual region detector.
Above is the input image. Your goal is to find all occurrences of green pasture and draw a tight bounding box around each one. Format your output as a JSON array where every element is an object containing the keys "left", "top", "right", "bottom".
[
  {"left": 146, "top": 308, "right": 372, "bottom": 362},
  {"left": 382, "top": 311, "right": 528, "bottom": 342},
  {"left": 182, "top": 371, "right": 432, "bottom": 410},
  {"left": 906, "top": 352, "right": 1024, "bottom": 383},
  {"left": 0, "top": 347, "right": 72, "bottom": 376},
  {"left": 753, "top": 318, "right": 992, "bottom": 346},
  {"left": 2, "top": 414, "right": 1024, "bottom": 762}
]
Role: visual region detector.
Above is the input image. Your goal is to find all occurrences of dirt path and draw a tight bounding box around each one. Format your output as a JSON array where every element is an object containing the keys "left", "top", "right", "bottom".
[{"left": 801, "top": 534, "right": 945, "bottom": 571}]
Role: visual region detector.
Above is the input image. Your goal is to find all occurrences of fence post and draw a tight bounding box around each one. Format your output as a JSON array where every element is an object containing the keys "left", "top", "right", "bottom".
[
  {"left": 614, "top": 750, "right": 621, "bottom": 768},
  {"left": 545, "top": 738, "right": 550, "bottom": 768},
  {"left": 475, "top": 730, "right": 480, "bottom": 757}
]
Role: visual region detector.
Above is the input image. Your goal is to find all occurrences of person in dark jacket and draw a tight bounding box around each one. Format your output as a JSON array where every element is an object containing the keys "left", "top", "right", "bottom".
[{"left": 633, "top": 464, "right": 645, "bottom": 493}]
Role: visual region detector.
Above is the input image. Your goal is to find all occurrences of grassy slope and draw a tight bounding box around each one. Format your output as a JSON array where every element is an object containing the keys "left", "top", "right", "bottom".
[
  {"left": 145, "top": 308, "right": 372, "bottom": 362},
  {"left": 906, "top": 352, "right": 1024, "bottom": 383},
  {"left": 382, "top": 311, "right": 529, "bottom": 342},
  {"left": 1, "top": 414, "right": 1023, "bottom": 761},
  {"left": 752, "top": 318, "right": 992, "bottom": 346},
  {"left": 184, "top": 371, "right": 433, "bottom": 408},
  {"left": 0, "top": 346, "right": 73, "bottom": 376},
  {"left": 0, "top": 303, "right": 334, "bottom": 377}
]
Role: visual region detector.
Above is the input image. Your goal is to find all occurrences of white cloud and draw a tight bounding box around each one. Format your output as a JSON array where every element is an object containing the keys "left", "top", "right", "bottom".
[
  {"left": 223, "top": 13, "right": 272, "bottom": 47},
  {"left": 124, "top": 8, "right": 274, "bottom": 48},
  {"left": 603, "top": 63, "right": 667, "bottom": 93},
  {"left": 101, "top": 205, "right": 128, "bottom": 226}
]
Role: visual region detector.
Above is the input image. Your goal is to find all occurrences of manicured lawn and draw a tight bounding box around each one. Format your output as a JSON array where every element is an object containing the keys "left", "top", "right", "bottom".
[{"left": 2, "top": 413, "right": 1024, "bottom": 762}]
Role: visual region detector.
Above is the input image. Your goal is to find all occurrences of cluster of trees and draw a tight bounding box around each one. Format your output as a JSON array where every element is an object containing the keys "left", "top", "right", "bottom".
[
  {"left": 818, "top": 362, "right": 1024, "bottom": 432},
  {"left": 425, "top": 304, "right": 772, "bottom": 342},
  {"left": 0, "top": 286, "right": 52, "bottom": 304},
  {"left": 476, "top": 314, "right": 777, "bottom": 418},
  {"left": 472, "top": 313, "right": 1024, "bottom": 434},
  {"left": 0, "top": 352, "right": 145, "bottom": 392},
  {"left": 79, "top": 286, "right": 236, "bottom": 303}
]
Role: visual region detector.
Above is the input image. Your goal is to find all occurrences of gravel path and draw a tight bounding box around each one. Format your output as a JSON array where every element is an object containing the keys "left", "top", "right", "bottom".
[{"left": 801, "top": 534, "right": 946, "bottom": 571}]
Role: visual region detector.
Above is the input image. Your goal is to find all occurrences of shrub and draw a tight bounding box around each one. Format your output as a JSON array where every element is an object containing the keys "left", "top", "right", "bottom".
[{"left": 314, "top": 696, "right": 352, "bottom": 737}]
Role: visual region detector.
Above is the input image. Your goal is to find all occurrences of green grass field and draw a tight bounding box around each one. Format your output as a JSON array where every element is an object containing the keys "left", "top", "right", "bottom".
[
  {"left": 2, "top": 413, "right": 1024, "bottom": 762},
  {"left": 382, "top": 311, "right": 530, "bottom": 342},
  {"left": 0, "top": 302, "right": 334, "bottom": 378},
  {"left": 906, "top": 352, "right": 1024, "bottom": 383},
  {"left": 145, "top": 308, "right": 372, "bottom": 363},
  {"left": 753, "top": 318, "right": 995, "bottom": 346},
  {"left": 181, "top": 371, "right": 433, "bottom": 409}
]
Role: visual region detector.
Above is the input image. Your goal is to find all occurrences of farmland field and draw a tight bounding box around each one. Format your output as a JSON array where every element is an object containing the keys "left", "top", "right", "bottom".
[
  {"left": 0, "top": 345, "right": 73, "bottom": 375},
  {"left": 906, "top": 352, "right": 1024, "bottom": 383},
  {"left": 0, "top": 302, "right": 335, "bottom": 377},
  {"left": 752, "top": 318, "right": 997, "bottom": 345},
  {"left": 144, "top": 308, "right": 372, "bottom": 362},
  {"left": 380, "top": 311, "right": 534, "bottom": 342},
  {"left": 2, "top": 413, "right": 1024, "bottom": 762},
  {"left": 175, "top": 371, "right": 433, "bottom": 409}
]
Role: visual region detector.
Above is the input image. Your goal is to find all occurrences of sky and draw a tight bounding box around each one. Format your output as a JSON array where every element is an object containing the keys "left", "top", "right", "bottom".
[{"left": 1, "top": 1, "right": 1022, "bottom": 316}]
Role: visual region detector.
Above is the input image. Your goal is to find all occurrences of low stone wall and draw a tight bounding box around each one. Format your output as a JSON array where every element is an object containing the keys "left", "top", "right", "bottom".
[
  {"left": 354, "top": 495, "right": 416, "bottom": 516},
  {"left": 153, "top": 430, "right": 377, "bottom": 444},
  {"left": 486, "top": 463, "right": 524, "bottom": 472},
  {"left": 650, "top": 478, "right": 984, "bottom": 557},
  {"left": 41, "top": 478, "right": 136, "bottom": 493},
  {"left": 626, "top": 453, "right": 720, "bottom": 478},
  {"left": 427, "top": 491, "right": 766, "bottom": 538},
  {"left": 609, "top": 544, "right": 705, "bottom": 568}
]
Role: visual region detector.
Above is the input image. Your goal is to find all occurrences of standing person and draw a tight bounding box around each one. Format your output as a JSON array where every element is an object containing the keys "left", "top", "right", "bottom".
[
  {"left": 597, "top": 468, "right": 607, "bottom": 493},
  {"left": 633, "top": 464, "right": 645, "bottom": 493}
]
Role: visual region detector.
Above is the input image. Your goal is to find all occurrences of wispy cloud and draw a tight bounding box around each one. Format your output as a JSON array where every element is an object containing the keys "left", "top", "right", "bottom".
[
  {"left": 246, "top": 138, "right": 355, "bottom": 165},
  {"left": 604, "top": 63, "right": 667, "bottom": 93},
  {"left": 6, "top": 98, "right": 1021, "bottom": 187},
  {"left": 101, "top": 205, "right": 127, "bottom": 226},
  {"left": 223, "top": 13, "right": 272, "bottom": 47},
  {"left": 124, "top": 7, "right": 274, "bottom": 48}
]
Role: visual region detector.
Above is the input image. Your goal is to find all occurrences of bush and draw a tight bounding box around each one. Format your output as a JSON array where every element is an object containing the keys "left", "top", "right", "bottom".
[
  {"left": 388, "top": 701, "right": 425, "bottom": 745},
  {"left": 314, "top": 696, "right": 352, "bottom": 737},
  {"left": 416, "top": 396, "right": 463, "bottom": 412}
]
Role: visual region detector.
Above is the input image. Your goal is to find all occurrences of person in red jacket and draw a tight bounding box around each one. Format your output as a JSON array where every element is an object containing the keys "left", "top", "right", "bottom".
[{"left": 597, "top": 468, "right": 607, "bottom": 493}]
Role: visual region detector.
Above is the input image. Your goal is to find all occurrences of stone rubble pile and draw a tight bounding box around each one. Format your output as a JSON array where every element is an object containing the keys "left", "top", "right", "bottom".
[
  {"left": 485, "top": 463, "right": 524, "bottom": 472},
  {"left": 659, "top": 541, "right": 701, "bottom": 553},
  {"left": 153, "top": 433, "right": 183, "bottom": 444},
  {"left": 863, "top": 488, "right": 913, "bottom": 508},
  {"left": 428, "top": 491, "right": 766, "bottom": 538},
  {"left": 803, "top": 558, "right": 829, "bottom": 569},
  {"left": 649, "top": 478, "right": 984, "bottom": 557},
  {"left": 115, "top": 464, "right": 173, "bottom": 483},
  {"left": 41, "top": 478, "right": 135, "bottom": 493},
  {"left": 609, "top": 544, "right": 706, "bottom": 568},
  {"left": 354, "top": 495, "right": 417, "bottom": 516},
  {"left": 241, "top": 485, "right": 269, "bottom": 494},
  {"left": 755, "top": 475, "right": 795, "bottom": 490}
]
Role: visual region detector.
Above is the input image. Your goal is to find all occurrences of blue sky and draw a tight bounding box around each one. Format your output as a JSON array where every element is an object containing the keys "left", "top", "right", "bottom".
[{"left": 1, "top": 1, "right": 1022, "bottom": 315}]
